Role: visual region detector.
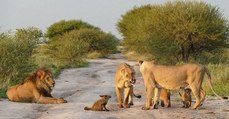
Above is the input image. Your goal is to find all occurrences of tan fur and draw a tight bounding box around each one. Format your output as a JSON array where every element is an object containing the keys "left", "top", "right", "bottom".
[
  {"left": 6, "top": 68, "right": 67, "bottom": 104},
  {"left": 115, "top": 63, "right": 141, "bottom": 108},
  {"left": 84, "top": 95, "right": 111, "bottom": 111},
  {"left": 139, "top": 61, "right": 224, "bottom": 110},
  {"left": 150, "top": 88, "right": 171, "bottom": 108},
  {"left": 179, "top": 88, "right": 192, "bottom": 108},
  {"left": 159, "top": 88, "right": 171, "bottom": 107}
]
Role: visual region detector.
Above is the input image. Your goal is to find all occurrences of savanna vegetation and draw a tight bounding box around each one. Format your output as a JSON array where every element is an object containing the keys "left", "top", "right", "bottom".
[
  {"left": 117, "top": 1, "right": 229, "bottom": 95},
  {"left": 0, "top": 1, "right": 228, "bottom": 98},
  {"left": 0, "top": 20, "right": 119, "bottom": 98}
]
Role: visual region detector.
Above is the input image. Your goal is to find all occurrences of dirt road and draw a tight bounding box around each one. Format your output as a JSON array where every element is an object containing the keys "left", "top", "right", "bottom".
[{"left": 0, "top": 54, "right": 229, "bottom": 119}]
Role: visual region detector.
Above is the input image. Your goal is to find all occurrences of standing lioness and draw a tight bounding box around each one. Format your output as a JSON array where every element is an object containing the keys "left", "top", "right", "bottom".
[
  {"left": 139, "top": 61, "right": 225, "bottom": 110},
  {"left": 115, "top": 63, "right": 141, "bottom": 108}
]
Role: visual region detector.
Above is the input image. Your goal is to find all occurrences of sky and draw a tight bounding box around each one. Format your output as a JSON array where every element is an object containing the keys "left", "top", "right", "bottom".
[{"left": 1, "top": 0, "right": 229, "bottom": 38}]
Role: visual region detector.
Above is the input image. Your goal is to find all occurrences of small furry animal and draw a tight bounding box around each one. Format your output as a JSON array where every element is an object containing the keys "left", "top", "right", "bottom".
[
  {"left": 179, "top": 88, "right": 192, "bottom": 108},
  {"left": 84, "top": 95, "right": 111, "bottom": 111}
]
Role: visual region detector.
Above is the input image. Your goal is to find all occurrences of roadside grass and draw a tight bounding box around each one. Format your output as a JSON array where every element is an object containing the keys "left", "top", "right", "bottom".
[
  {"left": 0, "top": 89, "right": 7, "bottom": 98},
  {"left": 203, "top": 64, "right": 229, "bottom": 97}
]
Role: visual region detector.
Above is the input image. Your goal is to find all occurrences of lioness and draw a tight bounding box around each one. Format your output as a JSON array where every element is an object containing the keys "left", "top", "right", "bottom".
[
  {"left": 139, "top": 60, "right": 225, "bottom": 110},
  {"left": 84, "top": 95, "right": 111, "bottom": 111},
  {"left": 115, "top": 63, "right": 141, "bottom": 108},
  {"left": 179, "top": 88, "right": 192, "bottom": 108},
  {"left": 7, "top": 68, "right": 67, "bottom": 104}
]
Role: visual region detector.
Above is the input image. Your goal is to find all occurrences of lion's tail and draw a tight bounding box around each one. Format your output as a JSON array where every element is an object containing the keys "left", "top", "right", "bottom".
[
  {"left": 204, "top": 66, "right": 228, "bottom": 100},
  {"left": 133, "top": 92, "right": 141, "bottom": 98},
  {"left": 84, "top": 106, "right": 91, "bottom": 110}
]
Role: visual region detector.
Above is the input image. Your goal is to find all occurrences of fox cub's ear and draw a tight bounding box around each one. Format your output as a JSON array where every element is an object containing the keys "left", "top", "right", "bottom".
[
  {"left": 99, "top": 95, "right": 111, "bottom": 98},
  {"left": 138, "top": 60, "right": 144, "bottom": 65}
]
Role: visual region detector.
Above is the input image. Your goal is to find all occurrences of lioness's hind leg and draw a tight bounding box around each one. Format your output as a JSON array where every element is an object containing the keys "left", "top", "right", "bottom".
[
  {"left": 189, "top": 85, "right": 201, "bottom": 109},
  {"left": 200, "top": 88, "right": 206, "bottom": 106}
]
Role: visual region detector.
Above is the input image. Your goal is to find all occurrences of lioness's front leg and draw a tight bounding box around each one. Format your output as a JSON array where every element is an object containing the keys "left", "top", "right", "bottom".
[
  {"left": 142, "top": 86, "right": 153, "bottom": 110},
  {"left": 129, "top": 86, "right": 134, "bottom": 105},
  {"left": 115, "top": 87, "right": 123, "bottom": 108},
  {"left": 124, "top": 87, "right": 131, "bottom": 108},
  {"left": 152, "top": 88, "right": 160, "bottom": 109}
]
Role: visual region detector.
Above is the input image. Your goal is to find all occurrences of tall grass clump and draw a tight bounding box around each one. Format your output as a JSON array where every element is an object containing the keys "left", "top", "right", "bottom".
[{"left": 203, "top": 64, "right": 229, "bottom": 96}]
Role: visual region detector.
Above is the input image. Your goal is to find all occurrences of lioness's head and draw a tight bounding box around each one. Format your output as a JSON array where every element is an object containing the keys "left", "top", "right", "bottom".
[
  {"left": 36, "top": 68, "right": 55, "bottom": 90},
  {"left": 121, "top": 63, "right": 136, "bottom": 85}
]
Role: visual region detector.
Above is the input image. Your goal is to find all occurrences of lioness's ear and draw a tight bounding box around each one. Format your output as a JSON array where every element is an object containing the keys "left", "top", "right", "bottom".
[
  {"left": 99, "top": 95, "right": 105, "bottom": 97},
  {"left": 121, "top": 68, "right": 125, "bottom": 73},
  {"left": 138, "top": 60, "right": 144, "bottom": 65}
]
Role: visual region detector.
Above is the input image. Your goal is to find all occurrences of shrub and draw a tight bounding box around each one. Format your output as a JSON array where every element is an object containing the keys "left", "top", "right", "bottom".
[
  {"left": 117, "top": 1, "right": 229, "bottom": 64},
  {"left": 46, "top": 20, "right": 99, "bottom": 39},
  {"left": 0, "top": 29, "right": 40, "bottom": 88},
  {"left": 74, "top": 28, "right": 119, "bottom": 56},
  {"left": 47, "top": 30, "right": 90, "bottom": 68}
]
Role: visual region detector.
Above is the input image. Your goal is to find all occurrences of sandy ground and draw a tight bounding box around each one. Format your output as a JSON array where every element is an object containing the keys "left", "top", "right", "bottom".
[{"left": 0, "top": 54, "right": 229, "bottom": 119}]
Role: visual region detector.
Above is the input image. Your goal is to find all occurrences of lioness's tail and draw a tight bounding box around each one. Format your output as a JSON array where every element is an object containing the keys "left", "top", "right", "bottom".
[
  {"left": 133, "top": 92, "right": 141, "bottom": 98},
  {"left": 84, "top": 106, "right": 91, "bottom": 110},
  {"left": 204, "top": 67, "right": 228, "bottom": 100}
]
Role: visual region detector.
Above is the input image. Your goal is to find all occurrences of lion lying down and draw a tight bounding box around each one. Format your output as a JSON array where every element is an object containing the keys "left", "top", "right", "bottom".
[{"left": 7, "top": 68, "right": 67, "bottom": 104}]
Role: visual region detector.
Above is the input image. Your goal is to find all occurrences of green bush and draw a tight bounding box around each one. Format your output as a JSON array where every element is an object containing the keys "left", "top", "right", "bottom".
[
  {"left": 47, "top": 28, "right": 119, "bottom": 63},
  {"left": 74, "top": 28, "right": 119, "bottom": 56},
  {"left": 0, "top": 29, "right": 40, "bottom": 88},
  {"left": 117, "top": 1, "right": 229, "bottom": 64},
  {"left": 47, "top": 30, "right": 90, "bottom": 68},
  {"left": 46, "top": 20, "right": 99, "bottom": 39}
]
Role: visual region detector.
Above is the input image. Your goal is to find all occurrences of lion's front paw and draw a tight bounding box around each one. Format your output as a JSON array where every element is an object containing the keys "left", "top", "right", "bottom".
[
  {"left": 56, "top": 98, "right": 67, "bottom": 103},
  {"left": 142, "top": 106, "right": 150, "bottom": 110}
]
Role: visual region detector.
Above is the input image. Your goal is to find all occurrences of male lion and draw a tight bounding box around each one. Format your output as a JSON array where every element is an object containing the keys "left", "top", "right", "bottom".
[
  {"left": 7, "top": 68, "right": 67, "bottom": 104},
  {"left": 139, "top": 60, "right": 225, "bottom": 110},
  {"left": 115, "top": 63, "right": 141, "bottom": 108}
]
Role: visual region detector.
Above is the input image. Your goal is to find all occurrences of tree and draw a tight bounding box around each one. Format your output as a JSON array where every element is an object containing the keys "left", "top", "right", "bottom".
[
  {"left": 46, "top": 20, "right": 99, "bottom": 39},
  {"left": 117, "top": 1, "right": 229, "bottom": 64}
]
